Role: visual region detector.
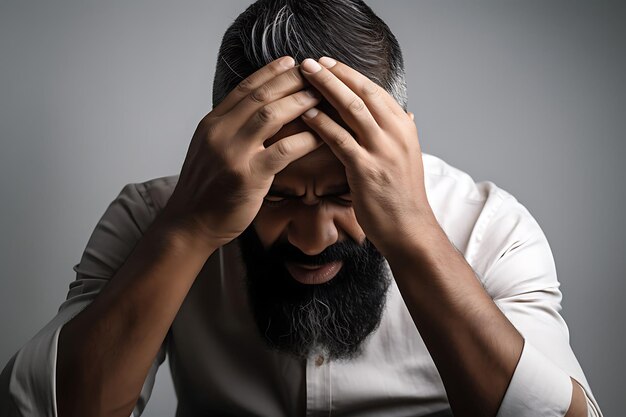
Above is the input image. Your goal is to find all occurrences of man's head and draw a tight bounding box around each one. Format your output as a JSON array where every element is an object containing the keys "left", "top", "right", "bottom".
[
  {"left": 217, "top": 0, "right": 406, "bottom": 360},
  {"left": 213, "top": 0, "right": 407, "bottom": 110}
]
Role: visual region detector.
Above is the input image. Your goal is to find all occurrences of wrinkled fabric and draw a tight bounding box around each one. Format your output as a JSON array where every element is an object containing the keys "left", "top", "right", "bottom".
[{"left": 2, "top": 153, "right": 602, "bottom": 416}]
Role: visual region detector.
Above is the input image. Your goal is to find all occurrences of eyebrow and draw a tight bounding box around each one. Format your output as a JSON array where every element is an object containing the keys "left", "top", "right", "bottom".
[{"left": 268, "top": 183, "right": 351, "bottom": 198}]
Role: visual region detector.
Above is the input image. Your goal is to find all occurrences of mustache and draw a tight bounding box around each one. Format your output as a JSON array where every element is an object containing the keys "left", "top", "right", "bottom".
[{"left": 266, "top": 238, "right": 372, "bottom": 266}]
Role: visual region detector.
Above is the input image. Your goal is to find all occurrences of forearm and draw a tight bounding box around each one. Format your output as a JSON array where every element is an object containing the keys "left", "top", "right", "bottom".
[
  {"left": 56, "top": 213, "right": 215, "bottom": 417},
  {"left": 293, "top": 55, "right": 592, "bottom": 416},
  {"left": 386, "top": 213, "right": 525, "bottom": 417},
  {"left": 388, "top": 213, "right": 589, "bottom": 416}
]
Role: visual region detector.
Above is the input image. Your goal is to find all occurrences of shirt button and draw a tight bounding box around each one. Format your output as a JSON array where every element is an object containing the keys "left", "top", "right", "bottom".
[{"left": 315, "top": 355, "right": 325, "bottom": 367}]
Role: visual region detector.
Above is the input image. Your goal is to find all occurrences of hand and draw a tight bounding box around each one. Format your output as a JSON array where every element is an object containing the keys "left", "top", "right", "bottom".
[
  {"left": 299, "top": 57, "right": 435, "bottom": 257},
  {"left": 159, "top": 56, "right": 323, "bottom": 249}
]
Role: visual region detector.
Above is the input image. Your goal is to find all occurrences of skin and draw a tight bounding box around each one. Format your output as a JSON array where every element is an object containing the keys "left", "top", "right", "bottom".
[
  {"left": 56, "top": 55, "right": 587, "bottom": 416},
  {"left": 286, "top": 57, "right": 588, "bottom": 417},
  {"left": 56, "top": 57, "right": 323, "bottom": 417}
]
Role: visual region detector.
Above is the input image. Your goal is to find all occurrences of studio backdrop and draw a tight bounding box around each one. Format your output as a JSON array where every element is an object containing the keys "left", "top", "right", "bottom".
[{"left": 1, "top": 1, "right": 623, "bottom": 415}]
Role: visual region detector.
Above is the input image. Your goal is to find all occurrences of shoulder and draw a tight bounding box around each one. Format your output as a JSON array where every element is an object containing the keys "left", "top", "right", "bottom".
[
  {"left": 422, "top": 153, "right": 550, "bottom": 282},
  {"left": 422, "top": 152, "right": 529, "bottom": 226},
  {"left": 422, "top": 153, "right": 524, "bottom": 255},
  {"left": 72, "top": 174, "right": 179, "bottom": 280},
  {"left": 130, "top": 174, "right": 179, "bottom": 215},
  {"left": 422, "top": 152, "right": 514, "bottom": 206},
  {"left": 102, "top": 174, "right": 179, "bottom": 231}
]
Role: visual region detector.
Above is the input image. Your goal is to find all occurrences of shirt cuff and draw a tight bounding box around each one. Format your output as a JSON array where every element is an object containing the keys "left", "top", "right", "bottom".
[{"left": 497, "top": 339, "right": 573, "bottom": 417}]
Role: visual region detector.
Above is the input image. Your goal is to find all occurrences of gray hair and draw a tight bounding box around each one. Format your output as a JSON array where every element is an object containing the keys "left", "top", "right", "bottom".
[{"left": 213, "top": 0, "right": 408, "bottom": 110}]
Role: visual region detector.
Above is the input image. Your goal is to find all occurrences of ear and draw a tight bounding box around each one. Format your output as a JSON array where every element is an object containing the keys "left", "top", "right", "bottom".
[{"left": 407, "top": 111, "right": 415, "bottom": 121}]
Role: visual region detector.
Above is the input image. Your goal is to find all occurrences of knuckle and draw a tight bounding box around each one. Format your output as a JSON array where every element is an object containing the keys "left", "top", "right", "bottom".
[
  {"left": 285, "top": 68, "right": 304, "bottom": 85},
  {"left": 250, "top": 84, "right": 272, "bottom": 103},
  {"left": 359, "top": 161, "right": 376, "bottom": 177},
  {"left": 256, "top": 104, "right": 277, "bottom": 124},
  {"left": 269, "top": 61, "right": 286, "bottom": 76},
  {"left": 336, "top": 131, "right": 354, "bottom": 148},
  {"left": 198, "top": 112, "right": 212, "bottom": 127},
  {"left": 236, "top": 78, "right": 254, "bottom": 95},
  {"left": 292, "top": 91, "right": 311, "bottom": 106},
  {"left": 274, "top": 141, "right": 292, "bottom": 159},
  {"left": 292, "top": 93, "right": 306, "bottom": 106},
  {"left": 201, "top": 118, "right": 221, "bottom": 141},
  {"left": 373, "top": 167, "right": 392, "bottom": 186},
  {"left": 348, "top": 96, "right": 366, "bottom": 113},
  {"left": 361, "top": 82, "right": 380, "bottom": 98}
]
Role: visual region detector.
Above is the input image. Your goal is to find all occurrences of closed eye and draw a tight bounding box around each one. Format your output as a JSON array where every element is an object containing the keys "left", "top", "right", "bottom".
[
  {"left": 263, "top": 183, "right": 351, "bottom": 208},
  {"left": 262, "top": 195, "right": 292, "bottom": 207},
  {"left": 262, "top": 193, "right": 352, "bottom": 207},
  {"left": 332, "top": 194, "right": 352, "bottom": 205}
]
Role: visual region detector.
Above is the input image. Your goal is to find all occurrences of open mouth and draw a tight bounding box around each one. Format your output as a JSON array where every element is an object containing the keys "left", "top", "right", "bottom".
[{"left": 284, "top": 261, "right": 343, "bottom": 285}]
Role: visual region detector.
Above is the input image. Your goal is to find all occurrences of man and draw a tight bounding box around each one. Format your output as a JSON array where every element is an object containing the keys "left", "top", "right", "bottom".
[{"left": 0, "top": 0, "right": 602, "bottom": 416}]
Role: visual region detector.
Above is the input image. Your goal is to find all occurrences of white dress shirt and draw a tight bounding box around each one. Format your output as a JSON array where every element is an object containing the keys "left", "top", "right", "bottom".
[{"left": 2, "top": 152, "right": 603, "bottom": 416}]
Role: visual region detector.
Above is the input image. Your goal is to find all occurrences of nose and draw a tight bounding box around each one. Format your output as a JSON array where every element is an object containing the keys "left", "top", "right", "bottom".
[{"left": 287, "top": 203, "right": 339, "bottom": 256}]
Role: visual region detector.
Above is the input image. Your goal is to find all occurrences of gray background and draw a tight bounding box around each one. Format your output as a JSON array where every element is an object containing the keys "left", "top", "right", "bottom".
[{"left": 1, "top": 0, "right": 623, "bottom": 415}]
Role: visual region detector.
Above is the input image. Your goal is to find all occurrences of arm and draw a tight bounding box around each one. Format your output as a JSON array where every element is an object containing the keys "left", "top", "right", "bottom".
[
  {"left": 1, "top": 183, "right": 173, "bottom": 417},
  {"left": 56, "top": 199, "right": 216, "bottom": 417},
  {"left": 57, "top": 55, "right": 323, "bottom": 417},
  {"left": 298, "top": 57, "right": 600, "bottom": 417},
  {"left": 384, "top": 210, "right": 590, "bottom": 417},
  {"left": 5, "top": 55, "right": 322, "bottom": 417}
]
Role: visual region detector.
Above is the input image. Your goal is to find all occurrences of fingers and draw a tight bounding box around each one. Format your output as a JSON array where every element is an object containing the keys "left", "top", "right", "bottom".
[
  {"left": 216, "top": 58, "right": 315, "bottom": 144},
  {"left": 300, "top": 107, "right": 363, "bottom": 169},
  {"left": 316, "top": 58, "right": 407, "bottom": 123},
  {"left": 253, "top": 131, "right": 324, "bottom": 175},
  {"left": 238, "top": 88, "right": 321, "bottom": 143},
  {"left": 229, "top": 65, "right": 310, "bottom": 121},
  {"left": 211, "top": 56, "right": 296, "bottom": 117},
  {"left": 299, "top": 58, "right": 381, "bottom": 143}
]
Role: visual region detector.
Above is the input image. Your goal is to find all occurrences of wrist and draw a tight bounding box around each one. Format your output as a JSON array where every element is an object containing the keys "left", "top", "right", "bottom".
[
  {"left": 148, "top": 208, "right": 220, "bottom": 257},
  {"left": 378, "top": 208, "right": 442, "bottom": 263}
]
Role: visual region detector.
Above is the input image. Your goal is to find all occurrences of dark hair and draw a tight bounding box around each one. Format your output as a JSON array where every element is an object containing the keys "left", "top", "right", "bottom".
[{"left": 212, "top": 0, "right": 407, "bottom": 110}]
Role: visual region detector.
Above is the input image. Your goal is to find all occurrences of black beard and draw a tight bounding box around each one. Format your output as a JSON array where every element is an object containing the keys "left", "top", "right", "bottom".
[{"left": 236, "top": 225, "right": 391, "bottom": 361}]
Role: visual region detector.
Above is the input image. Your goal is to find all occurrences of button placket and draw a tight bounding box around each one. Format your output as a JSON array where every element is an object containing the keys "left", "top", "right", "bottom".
[{"left": 305, "top": 349, "right": 331, "bottom": 416}]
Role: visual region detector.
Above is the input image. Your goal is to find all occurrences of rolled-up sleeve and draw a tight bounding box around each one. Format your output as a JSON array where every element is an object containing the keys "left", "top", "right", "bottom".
[
  {"left": 471, "top": 192, "right": 602, "bottom": 417},
  {"left": 1, "top": 182, "right": 167, "bottom": 417}
]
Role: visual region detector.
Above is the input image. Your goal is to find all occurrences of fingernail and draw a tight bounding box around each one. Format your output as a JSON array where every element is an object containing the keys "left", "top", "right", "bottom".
[
  {"left": 318, "top": 57, "right": 337, "bottom": 68},
  {"left": 301, "top": 58, "right": 322, "bottom": 73},
  {"left": 280, "top": 56, "right": 295, "bottom": 68},
  {"left": 302, "top": 108, "right": 319, "bottom": 119}
]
